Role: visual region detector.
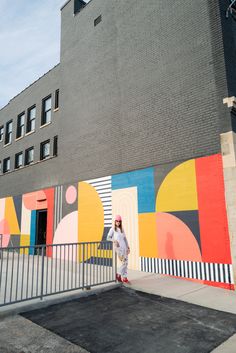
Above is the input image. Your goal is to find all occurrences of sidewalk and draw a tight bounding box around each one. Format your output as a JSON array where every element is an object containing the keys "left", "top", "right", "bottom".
[
  {"left": 128, "top": 269, "right": 236, "bottom": 314},
  {"left": 127, "top": 269, "right": 236, "bottom": 353}
]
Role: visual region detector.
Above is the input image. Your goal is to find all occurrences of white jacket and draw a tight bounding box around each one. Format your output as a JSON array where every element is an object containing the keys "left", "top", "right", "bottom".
[{"left": 107, "top": 227, "right": 129, "bottom": 256}]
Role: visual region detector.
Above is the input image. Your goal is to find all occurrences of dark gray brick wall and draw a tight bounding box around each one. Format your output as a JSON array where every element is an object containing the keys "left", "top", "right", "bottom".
[
  {"left": 0, "top": 0, "right": 235, "bottom": 197},
  {"left": 58, "top": 0, "right": 233, "bottom": 185},
  {"left": 0, "top": 65, "right": 60, "bottom": 197}
]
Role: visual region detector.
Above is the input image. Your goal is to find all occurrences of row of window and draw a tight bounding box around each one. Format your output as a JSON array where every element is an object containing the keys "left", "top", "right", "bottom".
[
  {"left": 0, "top": 136, "right": 58, "bottom": 174},
  {"left": 0, "top": 90, "right": 59, "bottom": 145}
]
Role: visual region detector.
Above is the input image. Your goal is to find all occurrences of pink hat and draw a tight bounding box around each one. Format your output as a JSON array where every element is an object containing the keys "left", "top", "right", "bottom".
[{"left": 115, "top": 215, "right": 122, "bottom": 221}]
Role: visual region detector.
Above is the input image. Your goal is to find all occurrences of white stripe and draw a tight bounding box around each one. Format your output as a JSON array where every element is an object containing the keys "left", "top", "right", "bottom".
[
  {"left": 210, "top": 263, "right": 214, "bottom": 282},
  {"left": 60, "top": 186, "right": 63, "bottom": 221},
  {"left": 86, "top": 176, "right": 111, "bottom": 183},
  {"left": 100, "top": 197, "right": 112, "bottom": 202},
  {"left": 152, "top": 258, "right": 155, "bottom": 273},
  {"left": 201, "top": 262, "right": 205, "bottom": 280},
  {"left": 214, "top": 263, "right": 219, "bottom": 283},
  {"left": 184, "top": 261, "right": 188, "bottom": 278},
  {"left": 230, "top": 265, "right": 234, "bottom": 284},
  {"left": 94, "top": 184, "right": 112, "bottom": 191},
  {"left": 89, "top": 181, "right": 112, "bottom": 188},
  {"left": 181, "top": 261, "right": 184, "bottom": 277},
  {"left": 205, "top": 263, "right": 210, "bottom": 281},
  {"left": 193, "top": 262, "right": 196, "bottom": 279},
  {"left": 158, "top": 259, "right": 161, "bottom": 274},
  {"left": 225, "top": 265, "right": 230, "bottom": 284},
  {"left": 170, "top": 260, "right": 173, "bottom": 275},
  {"left": 188, "top": 262, "right": 192, "bottom": 279}
]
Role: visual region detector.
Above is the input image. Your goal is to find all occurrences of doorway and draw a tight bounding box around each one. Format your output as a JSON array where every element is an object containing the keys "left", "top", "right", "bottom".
[{"left": 36, "top": 209, "right": 47, "bottom": 247}]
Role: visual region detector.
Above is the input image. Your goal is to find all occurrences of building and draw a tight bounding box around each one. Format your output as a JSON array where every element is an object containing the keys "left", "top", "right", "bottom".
[{"left": 0, "top": 0, "right": 236, "bottom": 290}]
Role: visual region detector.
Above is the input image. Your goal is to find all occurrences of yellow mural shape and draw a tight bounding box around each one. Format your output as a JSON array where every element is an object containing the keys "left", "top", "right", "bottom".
[
  {"left": 4, "top": 197, "right": 20, "bottom": 234},
  {"left": 156, "top": 160, "right": 198, "bottom": 212},
  {"left": 20, "top": 234, "right": 30, "bottom": 255},
  {"left": 78, "top": 182, "right": 104, "bottom": 260},
  {"left": 139, "top": 213, "right": 158, "bottom": 258}
]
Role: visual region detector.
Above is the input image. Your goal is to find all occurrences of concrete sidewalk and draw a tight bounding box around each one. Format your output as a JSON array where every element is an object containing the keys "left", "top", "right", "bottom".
[
  {"left": 128, "top": 269, "right": 236, "bottom": 314},
  {"left": 127, "top": 269, "right": 236, "bottom": 353}
]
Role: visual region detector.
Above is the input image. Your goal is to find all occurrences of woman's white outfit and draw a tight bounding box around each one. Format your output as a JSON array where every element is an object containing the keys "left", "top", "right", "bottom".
[{"left": 107, "top": 228, "right": 129, "bottom": 278}]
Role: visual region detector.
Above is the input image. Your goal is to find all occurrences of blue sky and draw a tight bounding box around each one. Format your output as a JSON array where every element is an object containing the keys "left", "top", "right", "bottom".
[{"left": 0, "top": 0, "right": 89, "bottom": 109}]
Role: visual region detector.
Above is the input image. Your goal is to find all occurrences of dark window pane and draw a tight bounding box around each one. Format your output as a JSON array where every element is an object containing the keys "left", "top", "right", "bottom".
[
  {"left": 5, "top": 120, "right": 12, "bottom": 145},
  {"left": 25, "top": 147, "right": 34, "bottom": 165},
  {"left": 42, "top": 96, "right": 52, "bottom": 125},
  {"left": 27, "top": 106, "right": 36, "bottom": 133},
  {"left": 55, "top": 89, "right": 59, "bottom": 109},
  {"left": 3, "top": 157, "right": 10, "bottom": 173},
  {"left": 15, "top": 152, "right": 23, "bottom": 169}
]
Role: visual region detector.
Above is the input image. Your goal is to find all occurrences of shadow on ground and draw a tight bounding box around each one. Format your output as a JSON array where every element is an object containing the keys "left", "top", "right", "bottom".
[{"left": 22, "top": 287, "right": 236, "bottom": 353}]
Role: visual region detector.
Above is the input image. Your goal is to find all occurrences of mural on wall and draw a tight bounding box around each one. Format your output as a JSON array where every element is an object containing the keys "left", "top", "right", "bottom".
[{"left": 0, "top": 153, "right": 234, "bottom": 290}]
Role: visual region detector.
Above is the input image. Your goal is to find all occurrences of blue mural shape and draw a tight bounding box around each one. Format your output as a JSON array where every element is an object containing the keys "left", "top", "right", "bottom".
[
  {"left": 112, "top": 167, "right": 155, "bottom": 213},
  {"left": 29, "top": 210, "right": 37, "bottom": 255}
]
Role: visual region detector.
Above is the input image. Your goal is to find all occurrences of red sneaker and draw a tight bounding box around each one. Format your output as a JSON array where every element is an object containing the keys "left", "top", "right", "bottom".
[
  {"left": 116, "top": 273, "right": 122, "bottom": 282},
  {"left": 122, "top": 277, "right": 130, "bottom": 284}
]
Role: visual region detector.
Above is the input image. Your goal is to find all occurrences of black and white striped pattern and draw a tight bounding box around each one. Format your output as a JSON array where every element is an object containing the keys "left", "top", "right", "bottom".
[
  {"left": 140, "top": 257, "right": 234, "bottom": 285},
  {"left": 86, "top": 176, "right": 112, "bottom": 227},
  {"left": 54, "top": 185, "right": 63, "bottom": 233}
]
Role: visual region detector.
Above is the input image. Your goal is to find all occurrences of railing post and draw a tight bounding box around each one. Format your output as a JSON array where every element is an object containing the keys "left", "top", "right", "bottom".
[
  {"left": 40, "top": 246, "right": 45, "bottom": 300},
  {"left": 82, "top": 243, "right": 85, "bottom": 289},
  {"left": 114, "top": 242, "right": 117, "bottom": 281}
]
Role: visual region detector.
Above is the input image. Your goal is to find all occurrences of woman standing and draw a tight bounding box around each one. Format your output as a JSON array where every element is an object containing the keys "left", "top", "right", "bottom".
[{"left": 107, "top": 215, "right": 130, "bottom": 283}]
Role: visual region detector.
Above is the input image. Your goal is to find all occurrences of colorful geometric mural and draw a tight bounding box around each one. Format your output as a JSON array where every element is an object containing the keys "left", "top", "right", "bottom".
[{"left": 0, "top": 153, "right": 234, "bottom": 290}]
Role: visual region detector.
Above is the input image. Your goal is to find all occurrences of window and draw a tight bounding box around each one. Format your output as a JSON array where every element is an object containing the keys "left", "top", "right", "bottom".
[
  {"left": 3, "top": 157, "right": 10, "bottom": 173},
  {"left": 94, "top": 15, "right": 102, "bottom": 26},
  {"left": 55, "top": 89, "right": 59, "bottom": 109},
  {"left": 41, "top": 95, "right": 52, "bottom": 125},
  {"left": 53, "top": 136, "right": 58, "bottom": 156},
  {"left": 16, "top": 112, "right": 25, "bottom": 138},
  {"left": 0, "top": 126, "right": 3, "bottom": 142},
  {"left": 15, "top": 152, "right": 23, "bottom": 169},
  {"left": 40, "top": 140, "right": 50, "bottom": 160},
  {"left": 5, "top": 120, "right": 12, "bottom": 145},
  {"left": 26, "top": 106, "right": 36, "bottom": 133},
  {"left": 25, "top": 147, "right": 34, "bottom": 165}
]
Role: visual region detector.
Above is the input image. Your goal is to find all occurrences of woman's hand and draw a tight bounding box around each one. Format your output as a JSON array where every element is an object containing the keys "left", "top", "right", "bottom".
[
  {"left": 114, "top": 240, "right": 120, "bottom": 247},
  {"left": 127, "top": 247, "right": 130, "bottom": 254}
]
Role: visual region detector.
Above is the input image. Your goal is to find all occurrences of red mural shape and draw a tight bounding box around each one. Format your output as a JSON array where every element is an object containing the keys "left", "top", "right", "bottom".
[{"left": 195, "top": 154, "right": 232, "bottom": 264}]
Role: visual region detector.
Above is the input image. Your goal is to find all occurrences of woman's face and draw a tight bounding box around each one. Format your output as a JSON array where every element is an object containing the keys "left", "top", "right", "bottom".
[{"left": 115, "top": 220, "right": 121, "bottom": 227}]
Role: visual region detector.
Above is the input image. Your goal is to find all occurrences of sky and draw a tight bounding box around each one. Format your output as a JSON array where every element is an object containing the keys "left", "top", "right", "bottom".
[{"left": 0, "top": 0, "right": 90, "bottom": 110}]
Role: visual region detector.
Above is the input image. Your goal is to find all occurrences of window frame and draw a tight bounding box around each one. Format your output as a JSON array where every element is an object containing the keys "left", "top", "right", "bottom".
[
  {"left": 0, "top": 125, "right": 4, "bottom": 142},
  {"left": 40, "top": 140, "right": 50, "bottom": 160},
  {"left": 26, "top": 105, "right": 36, "bottom": 134},
  {"left": 25, "top": 147, "right": 34, "bottom": 166},
  {"left": 5, "top": 120, "right": 13, "bottom": 145},
  {"left": 3, "top": 157, "right": 10, "bottom": 173},
  {"left": 55, "top": 89, "right": 59, "bottom": 110},
  {"left": 16, "top": 112, "right": 25, "bottom": 139},
  {"left": 15, "top": 151, "right": 23, "bottom": 169},
  {"left": 41, "top": 95, "right": 52, "bottom": 126}
]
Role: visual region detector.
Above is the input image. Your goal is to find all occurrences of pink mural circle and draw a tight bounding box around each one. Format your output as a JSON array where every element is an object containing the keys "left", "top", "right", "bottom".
[{"left": 65, "top": 186, "right": 77, "bottom": 204}]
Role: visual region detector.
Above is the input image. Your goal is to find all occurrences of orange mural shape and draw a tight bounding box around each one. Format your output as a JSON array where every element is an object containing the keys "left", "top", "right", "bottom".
[{"left": 23, "top": 191, "right": 47, "bottom": 210}]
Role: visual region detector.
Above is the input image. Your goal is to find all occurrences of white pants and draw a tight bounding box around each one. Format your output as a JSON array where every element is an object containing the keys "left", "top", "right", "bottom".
[{"left": 118, "top": 255, "right": 128, "bottom": 278}]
